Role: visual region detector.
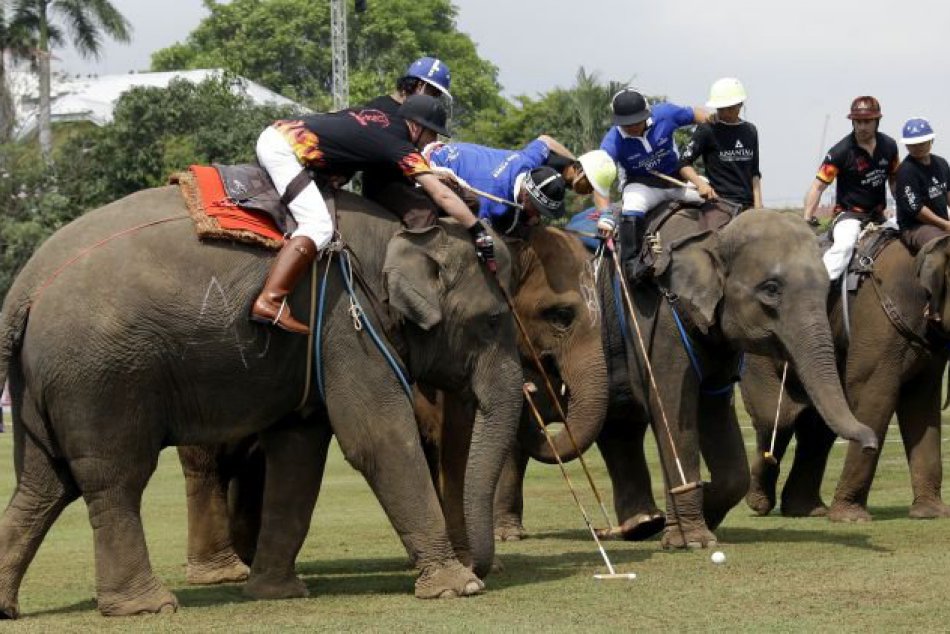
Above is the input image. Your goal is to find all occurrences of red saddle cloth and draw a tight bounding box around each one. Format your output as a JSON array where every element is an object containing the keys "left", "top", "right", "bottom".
[{"left": 174, "top": 165, "right": 285, "bottom": 249}]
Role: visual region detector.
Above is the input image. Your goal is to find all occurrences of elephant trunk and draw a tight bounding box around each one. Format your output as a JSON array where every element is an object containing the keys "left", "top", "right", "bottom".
[
  {"left": 464, "top": 344, "right": 523, "bottom": 579},
  {"left": 517, "top": 348, "right": 609, "bottom": 464},
  {"left": 781, "top": 313, "right": 878, "bottom": 453}
]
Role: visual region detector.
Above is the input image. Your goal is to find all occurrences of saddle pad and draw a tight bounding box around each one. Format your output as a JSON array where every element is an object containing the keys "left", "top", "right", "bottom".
[{"left": 172, "top": 165, "right": 285, "bottom": 250}]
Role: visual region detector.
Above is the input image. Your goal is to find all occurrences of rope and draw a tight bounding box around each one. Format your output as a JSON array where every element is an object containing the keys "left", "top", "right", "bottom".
[
  {"left": 315, "top": 250, "right": 335, "bottom": 404},
  {"left": 766, "top": 362, "right": 789, "bottom": 460},
  {"left": 29, "top": 215, "right": 190, "bottom": 308},
  {"left": 296, "top": 258, "right": 318, "bottom": 411}
]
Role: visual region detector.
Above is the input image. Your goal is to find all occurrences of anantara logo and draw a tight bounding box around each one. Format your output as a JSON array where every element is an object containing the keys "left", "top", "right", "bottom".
[
  {"left": 348, "top": 109, "right": 390, "bottom": 127},
  {"left": 735, "top": 140, "right": 744, "bottom": 149}
]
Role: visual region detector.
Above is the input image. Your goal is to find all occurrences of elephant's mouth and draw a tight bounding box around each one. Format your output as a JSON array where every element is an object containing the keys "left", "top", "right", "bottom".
[{"left": 522, "top": 353, "right": 570, "bottom": 420}]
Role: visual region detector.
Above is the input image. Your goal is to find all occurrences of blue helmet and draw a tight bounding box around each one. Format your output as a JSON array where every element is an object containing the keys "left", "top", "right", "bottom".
[
  {"left": 404, "top": 56, "right": 452, "bottom": 100},
  {"left": 901, "top": 117, "right": 935, "bottom": 145}
]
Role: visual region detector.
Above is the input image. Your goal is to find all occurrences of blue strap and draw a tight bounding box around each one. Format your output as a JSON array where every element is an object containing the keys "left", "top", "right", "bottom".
[
  {"left": 668, "top": 301, "right": 741, "bottom": 397},
  {"left": 315, "top": 251, "right": 414, "bottom": 404}
]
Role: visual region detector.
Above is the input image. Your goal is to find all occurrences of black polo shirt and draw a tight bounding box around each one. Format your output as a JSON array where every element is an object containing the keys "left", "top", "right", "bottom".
[
  {"left": 896, "top": 153, "right": 950, "bottom": 230},
  {"left": 272, "top": 107, "right": 430, "bottom": 180},
  {"left": 360, "top": 95, "right": 413, "bottom": 200},
  {"left": 680, "top": 120, "right": 761, "bottom": 207},
  {"left": 816, "top": 131, "right": 899, "bottom": 213}
]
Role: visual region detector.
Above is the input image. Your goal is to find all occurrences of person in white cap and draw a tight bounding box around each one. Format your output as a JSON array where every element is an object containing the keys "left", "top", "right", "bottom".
[
  {"left": 896, "top": 117, "right": 950, "bottom": 254},
  {"left": 679, "top": 77, "right": 762, "bottom": 212}
]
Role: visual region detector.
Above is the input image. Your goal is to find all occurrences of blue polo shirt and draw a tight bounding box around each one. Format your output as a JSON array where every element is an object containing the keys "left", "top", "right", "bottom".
[
  {"left": 427, "top": 139, "right": 550, "bottom": 233},
  {"left": 600, "top": 102, "right": 696, "bottom": 188}
]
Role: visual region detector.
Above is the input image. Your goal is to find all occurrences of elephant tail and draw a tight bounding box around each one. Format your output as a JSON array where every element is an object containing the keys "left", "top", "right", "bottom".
[{"left": 0, "top": 291, "right": 31, "bottom": 389}]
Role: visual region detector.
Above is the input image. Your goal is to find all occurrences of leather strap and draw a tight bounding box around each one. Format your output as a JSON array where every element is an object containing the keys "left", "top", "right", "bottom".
[
  {"left": 280, "top": 169, "right": 315, "bottom": 207},
  {"left": 867, "top": 273, "right": 932, "bottom": 350}
]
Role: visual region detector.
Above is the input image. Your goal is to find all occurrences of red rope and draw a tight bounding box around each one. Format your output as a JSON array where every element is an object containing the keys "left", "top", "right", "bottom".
[{"left": 29, "top": 215, "right": 190, "bottom": 309}]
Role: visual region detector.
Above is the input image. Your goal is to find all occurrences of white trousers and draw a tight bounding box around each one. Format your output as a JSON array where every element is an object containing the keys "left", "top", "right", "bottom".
[
  {"left": 823, "top": 216, "right": 899, "bottom": 280},
  {"left": 621, "top": 181, "right": 703, "bottom": 217},
  {"left": 256, "top": 126, "right": 334, "bottom": 248}
]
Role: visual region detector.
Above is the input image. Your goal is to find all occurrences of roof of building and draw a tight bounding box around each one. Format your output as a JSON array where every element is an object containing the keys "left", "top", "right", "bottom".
[{"left": 11, "top": 68, "right": 306, "bottom": 139}]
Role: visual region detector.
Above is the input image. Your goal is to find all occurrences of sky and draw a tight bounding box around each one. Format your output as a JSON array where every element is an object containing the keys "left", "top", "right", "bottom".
[{"left": 53, "top": 0, "right": 950, "bottom": 207}]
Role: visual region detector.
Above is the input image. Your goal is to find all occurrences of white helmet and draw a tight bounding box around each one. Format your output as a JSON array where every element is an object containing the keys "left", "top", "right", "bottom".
[
  {"left": 707, "top": 77, "right": 747, "bottom": 109},
  {"left": 576, "top": 150, "right": 617, "bottom": 197}
]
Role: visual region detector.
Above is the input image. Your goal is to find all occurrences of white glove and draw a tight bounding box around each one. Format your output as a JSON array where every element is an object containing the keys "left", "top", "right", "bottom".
[{"left": 596, "top": 210, "right": 617, "bottom": 237}]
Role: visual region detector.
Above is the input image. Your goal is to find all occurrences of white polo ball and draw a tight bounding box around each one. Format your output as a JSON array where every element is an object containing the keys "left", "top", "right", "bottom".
[{"left": 711, "top": 551, "right": 726, "bottom": 564}]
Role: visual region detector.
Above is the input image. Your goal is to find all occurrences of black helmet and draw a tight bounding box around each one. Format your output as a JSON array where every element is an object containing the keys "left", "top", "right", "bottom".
[
  {"left": 524, "top": 167, "right": 566, "bottom": 218},
  {"left": 398, "top": 94, "right": 451, "bottom": 137},
  {"left": 611, "top": 88, "right": 651, "bottom": 126}
]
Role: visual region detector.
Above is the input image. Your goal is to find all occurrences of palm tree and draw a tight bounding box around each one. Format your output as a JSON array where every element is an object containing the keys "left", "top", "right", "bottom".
[
  {"left": 0, "top": 3, "right": 36, "bottom": 142},
  {"left": 14, "top": 0, "right": 130, "bottom": 160}
]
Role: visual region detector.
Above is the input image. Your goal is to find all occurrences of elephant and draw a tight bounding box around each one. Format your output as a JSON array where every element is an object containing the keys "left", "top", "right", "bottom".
[
  {"left": 503, "top": 208, "right": 879, "bottom": 549},
  {"left": 0, "top": 185, "right": 524, "bottom": 618},
  {"left": 178, "top": 225, "right": 616, "bottom": 575},
  {"left": 742, "top": 233, "right": 950, "bottom": 522}
]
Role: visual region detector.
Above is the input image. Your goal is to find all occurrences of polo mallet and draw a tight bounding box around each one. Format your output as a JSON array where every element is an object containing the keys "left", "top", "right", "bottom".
[
  {"left": 488, "top": 261, "right": 615, "bottom": 533},
  {"left": 764, "top": 361, "right": 789, "bottom": 466},
  {"left": 647, "top": 169, "right": 698, "bottom": 190},
  {"left": 606, "top": 238, "right": 700, "bottom": 496},
  {"left": 465, "top": 184, "right": 523, "bottom": 209},
  {"left": 523, "top": 384, "right": 635, "bottom": 581}
]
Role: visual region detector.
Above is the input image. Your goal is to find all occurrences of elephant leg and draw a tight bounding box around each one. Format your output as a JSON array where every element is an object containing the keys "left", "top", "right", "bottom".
[
  {"left": 0, "top": 405, "right": 79, "bottom": 619},
  {"left": 828, "top": 378, "right": 898, "bottom": 523},
  {"left": 329, "top": 385, "right": 482, "bottom": 599},
  {"left": 746, "top": 421, "right": 793, "bottom": 516},
  {"left": 596, "top": 414, "right": 664, "bottom": 541},
  {"left": 244, "top": 416, "right": 331, "bottom": 601},
  {"left": 896, "top": 373, "right": 950, "bottom": 519},
  {"left": 780, "top": 410, "right": 836, "bottom": 517},
  {"left": 228, "top": 442, "right": 266, "bottom": 565},
  {"left": 178, "top": 445, "right": 249, "bottom": 585},
  {"left": 438, "top": 393, "right": 476, "bottom": 563},
  {"left": 698, "top": 394, "right": 749, "bottom": 530},
  {"left": 493, "top": 440, "right": 530, "bottom": 541},
  {"left": 73, "top": 443, "right": 177, "bottom": 616}
]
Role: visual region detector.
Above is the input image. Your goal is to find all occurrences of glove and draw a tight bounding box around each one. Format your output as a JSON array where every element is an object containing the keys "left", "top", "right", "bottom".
[
  {"left": 596, "top": 210, "right": 617, "bottom": 238},
  {"left": 468, "top": 222, "right": 495, "bottom": 264}
]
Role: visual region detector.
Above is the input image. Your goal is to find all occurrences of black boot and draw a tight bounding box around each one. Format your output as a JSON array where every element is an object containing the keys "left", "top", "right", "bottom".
[{"left": 619, "top": 214, "right": 651, "bottom": 282}]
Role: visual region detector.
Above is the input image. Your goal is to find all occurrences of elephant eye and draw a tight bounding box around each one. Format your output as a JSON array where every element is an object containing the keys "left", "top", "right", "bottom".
[
  {"left": 542, "top": 304, "right": 576, "bottom": 332},
  {"left": 757, "top": 279, "right": 782, "bottom": 306}
]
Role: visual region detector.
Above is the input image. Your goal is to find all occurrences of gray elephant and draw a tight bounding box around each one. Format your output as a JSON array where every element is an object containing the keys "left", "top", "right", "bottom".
[
  {"left": 506, "top": 208, "right": 878, "bottom": 549},
  {"left": 743, "top": 233, "right": 950, "bottom": 521},
  {"left": 0, "top": 185, "right": 524, "bottom": 618}
]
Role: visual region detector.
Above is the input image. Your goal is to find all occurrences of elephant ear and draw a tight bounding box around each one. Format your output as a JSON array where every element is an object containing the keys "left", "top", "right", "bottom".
[
  {"left": 655, "top": 231, "right": 724, "bottom": 334},
  {"left": 915, "top": 234, "right": 950, "bottom": 305},
  {"left": 383, "top": 226, "right": 446, "bottom": 331}
]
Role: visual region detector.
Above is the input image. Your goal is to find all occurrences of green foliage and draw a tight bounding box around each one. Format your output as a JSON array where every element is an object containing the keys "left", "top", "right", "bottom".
[
  {"left": 0, "top": 75, "right": 298, "bottom": 299},
  {"left": 150, "top": 0, "right": 504, "bottom": 127}
]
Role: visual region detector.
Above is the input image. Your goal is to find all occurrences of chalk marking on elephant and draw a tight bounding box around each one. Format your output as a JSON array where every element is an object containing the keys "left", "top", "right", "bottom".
[
  {"left": 195, "top": 275, "right": 250, "bottom": 369},
  {"left": 522, "top": 384, "right": 635, "bottom": 581}
]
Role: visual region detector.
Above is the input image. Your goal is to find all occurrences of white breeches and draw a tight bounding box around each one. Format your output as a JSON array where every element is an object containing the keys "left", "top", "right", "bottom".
[
  {"left": 823, "top": 215, "right": 899, "bottom": 280},
  {"left": 256, "top": 126, "right": 333, "bottom": 248},
  {"left": 620, "top": 181, "right": 703, "bottom": 218}
]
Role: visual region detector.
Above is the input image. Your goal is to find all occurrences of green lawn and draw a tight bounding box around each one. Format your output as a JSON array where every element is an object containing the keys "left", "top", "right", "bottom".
[{"left": 1, "top": 403, "right": 949, "bottom": 632}]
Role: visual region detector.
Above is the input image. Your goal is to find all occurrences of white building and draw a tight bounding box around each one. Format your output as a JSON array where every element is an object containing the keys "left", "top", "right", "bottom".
[{"left": 9, "top": 68, "right": 306, "bottom": 140}]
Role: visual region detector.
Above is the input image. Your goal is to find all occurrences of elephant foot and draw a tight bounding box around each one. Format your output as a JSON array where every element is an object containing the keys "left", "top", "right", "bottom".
[
  {"left": 661, "top": 523, "right": 717, "bottom": 550},
  {"left": 909, "top": 497, "right": 950, "bottom": 519},
  {"left": 97, "top": 584, "right": 179, "bottom": 617},
  {"left": 827, "top": 501, "right": 872, "bottom": 523},
  {"left": 780, "top": 499, "right": 829, "bottom": 518},
  {"left": 415, "top": 561, "right": 484, "bottom": 599},
  {"left": 746, "top": 458, "right": 779, "bottom": 516},
  {"left": 243, "top": 572, "right": 309, "bottom": 601},
  {"left": 0, "top": 600, "right": 18, "bottom": 620},
  {"left": 596, "top": 511, "right": 666, "bottom": 541},
  {"left": 494, "top": 519, "right": 527, "bottom": 542},
  {"left": 186, "top": 552, "right": 251, "bottom": 585}
]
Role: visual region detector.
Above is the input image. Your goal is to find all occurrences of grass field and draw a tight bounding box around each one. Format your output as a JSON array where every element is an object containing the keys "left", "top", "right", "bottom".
[{"left": 1, "top": 403, "right": 949, "bottom": 632}]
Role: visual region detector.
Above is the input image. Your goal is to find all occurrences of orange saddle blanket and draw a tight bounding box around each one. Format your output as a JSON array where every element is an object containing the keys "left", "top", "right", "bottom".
[{"left": 172, "top": 164, "right": 285, "bottom": 250}]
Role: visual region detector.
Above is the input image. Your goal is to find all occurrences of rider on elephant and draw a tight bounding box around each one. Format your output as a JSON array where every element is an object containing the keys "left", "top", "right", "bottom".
[
  {"left": 360, "top": 56, "right": 456, "bottom": 229},
  {"left": 252, "top": 94, "right": 491, "bottom": 335},
  {"left": 679, "top": 77, "right": 763, "bottom": 226},
  {"left": 592, "top": 88, "right": 713, "bottom": 280},
  {"left": 422, "top": 138, "right": 573, "bottom": 236},
  {"left": 895, "top": 117, "right": 950, "bottom": 320},
  {"left": 802, "top": 96, "right": 900, "bottom": 282}
]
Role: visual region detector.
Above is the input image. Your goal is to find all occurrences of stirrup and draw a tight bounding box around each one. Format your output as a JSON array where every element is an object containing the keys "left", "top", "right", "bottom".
[{"left": 272, "top": 299, "right": 288, "bottom": 325}]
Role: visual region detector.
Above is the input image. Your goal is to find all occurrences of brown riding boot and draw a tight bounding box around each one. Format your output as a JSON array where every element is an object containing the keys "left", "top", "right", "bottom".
[{"left": 250, "top": 236, "right": 317, "bottom": 334}]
